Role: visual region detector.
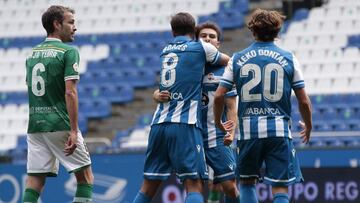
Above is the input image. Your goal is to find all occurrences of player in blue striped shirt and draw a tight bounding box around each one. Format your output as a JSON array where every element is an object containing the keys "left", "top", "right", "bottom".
[
  {"left": 154, "top": 22, "right": 240, "bottom": 203},
  {"left": 133, "top": 13, "right": 230, "bottom": 203},
  {"left": 214, "top": 9, "right": 312, "bottom": 203}
]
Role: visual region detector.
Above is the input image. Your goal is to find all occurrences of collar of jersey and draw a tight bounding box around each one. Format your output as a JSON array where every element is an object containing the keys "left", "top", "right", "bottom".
[
  {"left": 173, "top": 36, "right": 192, "bottom": 43},
  {"left": 253, "top": 41, "right": 274, "bottom": 47},
  {"left": 45, "top": 37, "right": 62, "bottom": 42}
]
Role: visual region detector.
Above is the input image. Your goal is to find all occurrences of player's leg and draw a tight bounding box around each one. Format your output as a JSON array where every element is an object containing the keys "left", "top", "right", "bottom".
[
  {"left": 23, "top": 133, "right": 59, "bottom": 203},
  {"left": 206, "top": 145, "right": 239, "bottom": 202},
  {"left": 23, "top": 175, "right": 46, "bottom": 203},
  {"left": 272, "top": 187, "right": 289, "bottom": 203},
  {"left": 169, "top": 123, "right": 208, "bottom": 203},
  {"left": 73, "top": 166, "right": 94, "bottom": 203},
  {"left": 133, "top": 179, "right": 162, "bottom": 203},
  {"left": 237, "top": 139, "right": 265, "bottom": 203},
  {"left": 263, "top": 137, "right": 304, "bottom": 203},
  {"left": 42, "top": 131, "right": 93, "bottom": 203},
  {"left": 207, "top": 167, "right": 222, "bottom": 203},
  {"left": 134, "top": 124, "right": 171, "bottom": 202}
]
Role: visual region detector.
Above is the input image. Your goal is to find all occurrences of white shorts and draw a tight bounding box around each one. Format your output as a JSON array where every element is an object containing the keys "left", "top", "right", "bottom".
[{"left": 27, "top": 131, "right": 91, "bottom": 176}]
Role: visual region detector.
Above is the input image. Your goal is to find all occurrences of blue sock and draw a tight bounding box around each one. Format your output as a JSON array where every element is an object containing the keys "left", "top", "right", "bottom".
[
  {"left": 224, "top": 195, "right": 241, "bottom": 203},
  {"left": 273, "top": 193, "right": 289, "bottom": 203},
  {"left": 240, "top": 184, "right": 258, "bottom": 203},
  {"left": 185, "top": 192, "right": 203, "bottom": 203},
  {"left": 133, "top": 191, "right": 151, "bottom": 203}
]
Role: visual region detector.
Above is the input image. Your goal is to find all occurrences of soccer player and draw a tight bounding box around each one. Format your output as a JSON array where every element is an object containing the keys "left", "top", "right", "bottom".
[
  {"left": 155, "top": 22, "right": 240, "bottom": 203},
  {"left": 197, "top": 22, "right": 239, "bottom": 203},
  {"left": 133, "top": 13, "right": 230, "bottom": 203},
  {"left": 23, "top": 5, "right": 93, "bottom": 203},
  {"left": 214, "top": 9, "right": 312, "bottom": 203}
]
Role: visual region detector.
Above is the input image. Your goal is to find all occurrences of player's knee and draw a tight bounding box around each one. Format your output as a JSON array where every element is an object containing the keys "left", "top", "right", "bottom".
[
  {"left": 75, "top": 166, "right": 94, "bottom": 184},
  {"left": 222, "top": 181, "right": 238, "bottom": 198}
]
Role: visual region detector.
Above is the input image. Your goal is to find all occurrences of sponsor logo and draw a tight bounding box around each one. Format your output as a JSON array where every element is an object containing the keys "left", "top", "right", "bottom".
[
  {"left": 65, "top": 173, "right": 127, "bottom": 202},
  {"left": 73, "top": 63, "right": 79, "bottom": 72}
]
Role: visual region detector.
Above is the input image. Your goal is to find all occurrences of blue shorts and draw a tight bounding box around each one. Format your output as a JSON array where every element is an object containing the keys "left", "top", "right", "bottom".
[
  {"left": 144, "top": 123, "right": 208, "bottom": 181},
  {"left": 236, "top": 137, "right": 303, "bottom": 187},
  {"left": 205, "top": 144, "right": 236, "bottom": 184}
]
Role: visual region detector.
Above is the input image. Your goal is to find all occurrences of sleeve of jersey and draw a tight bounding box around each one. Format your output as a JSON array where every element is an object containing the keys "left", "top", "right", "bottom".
[
  {"left": 201, "top": 40, "right": 220, "bottom": 65},
  {"left": 219, "top": 56, "right": 234, "bottom": 90},
  {"left": 64, "top": 48, "right": 80, "bottom": 81},
  {"left": 291, "top": 54, "right": 305, "bottom": 89}
]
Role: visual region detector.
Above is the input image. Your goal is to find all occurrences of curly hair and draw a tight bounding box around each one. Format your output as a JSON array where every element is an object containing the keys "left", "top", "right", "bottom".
[{"left": 247, "top": 9, "right": 286, "bottom": 42}]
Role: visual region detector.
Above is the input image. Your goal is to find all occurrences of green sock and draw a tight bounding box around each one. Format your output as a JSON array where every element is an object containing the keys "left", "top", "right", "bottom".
[
  {"left": 23, "top": 188, "right": 40, "bottom": 203},
  {"left": 208, "top": 190, "right": 221, "bottom": 202},
  {"left": 73, "top": 183, "right": 93, "bottom": 203}
]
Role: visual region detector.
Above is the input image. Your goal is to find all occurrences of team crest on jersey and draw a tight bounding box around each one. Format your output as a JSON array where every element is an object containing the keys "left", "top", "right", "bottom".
[
  {"left": 207, "top": 73, "right": 215, "bottom": 81},
  {"left": 202, "top": 92, "right": 209, "bottom": 107},
  {"left": 73, "top": 63, "right": 79, "bottom": 72}
]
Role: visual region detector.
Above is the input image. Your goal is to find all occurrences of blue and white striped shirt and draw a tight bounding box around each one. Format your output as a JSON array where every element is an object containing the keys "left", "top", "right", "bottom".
[
  {"left": 152, "top": 36, "right": 220, "bottom": 128},
  {"left": 202, "top": 64, "right": 237, "bottom": 148},
  {"left": 220, "top": 41, "right": 305, "bottom": 140}
]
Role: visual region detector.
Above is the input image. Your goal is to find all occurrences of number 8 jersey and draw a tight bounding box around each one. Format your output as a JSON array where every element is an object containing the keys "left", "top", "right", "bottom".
[
  {"left": 220, "top": 41, "right": 305, "bottom": 140},
  {"left": 25, "top": 38, "right": 80, "bottom": 133},
  {"left": 152, "top": 36, "right": 220, "bottom": 129}
]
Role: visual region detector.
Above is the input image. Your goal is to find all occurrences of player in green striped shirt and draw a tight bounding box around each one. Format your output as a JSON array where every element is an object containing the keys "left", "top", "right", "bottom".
[{"left": 23, "top": 5, "right": 94, "bottom": 203}]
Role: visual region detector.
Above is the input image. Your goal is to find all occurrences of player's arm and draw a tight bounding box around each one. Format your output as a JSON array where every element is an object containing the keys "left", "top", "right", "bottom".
[
  {"left": 64, "top": 79, "right": 79, "bottom": 155},
  {"left": 153, "top": 89, "right": 170, "bottom": 103},
  {"left": 214, "top": 56, "right": 235, "bottom": 133},
  {"left": 63, "top": 48, "right": 80, "bottom": 156},
  {"left": 294, "top": 88, "right": 312, "bottom": 144},
  {"left": 202, "top": 41, "right": 230, "bottom": 66},
  {"left": 223, "top": 95, "right": 237, "bottom": 146},
  {"left": 292, "top": 54, "right": 312, "bottom": 144}
]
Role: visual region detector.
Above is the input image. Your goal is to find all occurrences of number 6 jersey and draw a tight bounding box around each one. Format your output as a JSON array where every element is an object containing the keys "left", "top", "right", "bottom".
[
  {"left": 152, "top": 36, "right": 220, "bottom": 129},
  {"left": 220, "top": 41, "right": 305, "bottom": 140},
  {"left": 25, "top": 38, "right": 80, "bottom": 133}
]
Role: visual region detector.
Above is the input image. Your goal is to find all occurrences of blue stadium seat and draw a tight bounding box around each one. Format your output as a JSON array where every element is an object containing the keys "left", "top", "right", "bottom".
[
  {"left": 293, "top": 8, "right": 309, "bottom": 21},
  {"left": 101, "top": 83, "right": 134, "bottom": 103},
  {"left": 79, "top": 99, "right": 111, "bottom": 118}
]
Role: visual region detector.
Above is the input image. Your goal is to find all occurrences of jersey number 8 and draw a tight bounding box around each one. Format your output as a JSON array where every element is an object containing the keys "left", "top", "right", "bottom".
[{"left": 161, "top": 53, "right": 178, "bottom": 87}]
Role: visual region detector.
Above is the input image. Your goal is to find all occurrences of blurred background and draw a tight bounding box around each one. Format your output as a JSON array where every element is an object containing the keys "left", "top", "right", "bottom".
[{"left": 0, "top": 0, "right": 359, "bottom": 202}]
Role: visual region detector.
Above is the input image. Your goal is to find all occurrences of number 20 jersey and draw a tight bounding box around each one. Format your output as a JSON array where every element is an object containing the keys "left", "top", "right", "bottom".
[
  {"left": 220, "top": 41, "right": 305, "bottom": 140},
  {"left": 152, "top": 36, "right": 220, "bottom": 129},
  {"left": 25, "top": 38, "right": 80, "bottom": 133}
]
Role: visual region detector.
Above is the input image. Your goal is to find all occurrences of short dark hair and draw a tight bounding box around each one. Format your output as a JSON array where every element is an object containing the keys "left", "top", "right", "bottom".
[
  {"left": 247, "top": 9, "right": 286, "bottom": 42},
  {"left": 195, "top": 21, "right": 222, "bottom": 41},
  {"left": 42, "top": 5, "right": 75, "bottom": 35},
  {"left": 170, "top": 12, "right": 196, "bottom": 37}
]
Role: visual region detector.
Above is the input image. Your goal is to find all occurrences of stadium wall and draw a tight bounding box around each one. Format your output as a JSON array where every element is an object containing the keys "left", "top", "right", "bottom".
[{"left": 1, "top": 150, "right": 360, "bottom": 203}]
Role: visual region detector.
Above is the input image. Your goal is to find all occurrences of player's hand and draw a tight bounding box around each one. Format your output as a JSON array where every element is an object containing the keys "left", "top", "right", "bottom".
[
  {"left": 222, "top": 120, "right": 234, "bottom": 132},
  {"left": 299, "top": 120, "right": 311, "bottom": 144},
  {"left": 64, "top": 131, "right": 78, "bottom": 156},
  {"left": 153, "top": 90, "right": 170, "bottom": 102},
  {"left": 223, "top": 131, "right": 234, "bottom": 146}
]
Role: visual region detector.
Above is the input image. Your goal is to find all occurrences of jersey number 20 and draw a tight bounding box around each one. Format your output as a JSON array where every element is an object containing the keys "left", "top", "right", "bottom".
[
  {"left": 241, "top": 63, "right": 284, "bottom": 102},
  {"left": 31, "top": 63, "right": 46, "bottom": 96}
]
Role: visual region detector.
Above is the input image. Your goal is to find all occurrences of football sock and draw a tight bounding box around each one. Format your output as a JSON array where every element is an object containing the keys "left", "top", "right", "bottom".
[
  {"left": 208, "top": 190, "right": 221, "bottom": 203},
  {"left": 240, "top": 184, "right": 258, "bottom": 203},
  {"left": 185, "top": 192, "right": 203, "bottom": 203},
  {"left": 73, "top": 183, "right": 93, "bottom": 203},
  {"left": 133, "top": 191, "right": 152, "bottom": 203},
  {"left": 273, "top": 193, "right": 289, "bottom": 203},
  {"left": 23, "top": 188, "right": 40, "bottom": 203}
]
